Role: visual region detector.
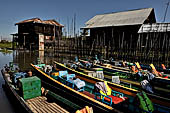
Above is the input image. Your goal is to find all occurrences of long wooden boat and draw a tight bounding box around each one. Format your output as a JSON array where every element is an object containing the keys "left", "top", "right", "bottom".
[
  {"left": 91, "top": 63, "right": 170, "bottom": 89},
  {"left": 1, "top": 67, "right": 70, "bottom": 113},
  {"left": 52, "top": 61, "right": 170, "bottom": 112},
  {"left": 140, "top": 64, "right": 170, "bottom": 74},
  {"left": 31, "top": 63, "right": 125, "bottom": 113},
  {"left": 106, "top": 60, "right": 170, "bottom": 78}
]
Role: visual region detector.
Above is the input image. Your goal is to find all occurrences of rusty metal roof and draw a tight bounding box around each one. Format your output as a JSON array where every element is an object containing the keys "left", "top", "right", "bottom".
[
  {"left": 83, "top": 8, "right": 154, "bottom": 28},
  {"left": 138, "top": 23, "right": 170, "bottom": 33},
  {"left": 15, "top": 18, "right": 64, "bottom": 27}
]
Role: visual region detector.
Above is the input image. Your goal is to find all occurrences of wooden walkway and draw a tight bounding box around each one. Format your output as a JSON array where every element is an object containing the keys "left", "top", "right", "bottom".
[{"left": 26, "top": 96, "right": 69, "bottom": 113}]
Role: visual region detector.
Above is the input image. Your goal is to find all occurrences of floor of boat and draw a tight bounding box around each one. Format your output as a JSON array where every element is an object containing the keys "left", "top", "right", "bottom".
[
  {"left": 2, "top": 70, "right": 69, "bottom": 113},
  {"left": 81, "top": 91, "right": 95, "bottom": 99},
  {"left": 26, "top": 96, "right": 69, "bottom": 113},
  {"left": 81, "top": 91, "right": 101, "bottom": 100}
]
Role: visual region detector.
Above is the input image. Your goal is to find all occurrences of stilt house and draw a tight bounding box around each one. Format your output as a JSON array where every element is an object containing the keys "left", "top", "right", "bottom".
[
  {"left": 12, "top": 18, "right": 63, "bottom": 50},
  {"left": 81, "top": 8, "right": 156, "bottom": 58}
]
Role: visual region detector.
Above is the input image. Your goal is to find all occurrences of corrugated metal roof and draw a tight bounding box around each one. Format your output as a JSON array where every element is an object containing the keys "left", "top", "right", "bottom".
[
  {"left": 15, "top": 18, "right": 64, "bottom": 27},
  {"left": 138, "top": 23, "right": 170, "bottom": 33},
  {"left": 83, "top": 8, "right": 153, "bottom": 28}
]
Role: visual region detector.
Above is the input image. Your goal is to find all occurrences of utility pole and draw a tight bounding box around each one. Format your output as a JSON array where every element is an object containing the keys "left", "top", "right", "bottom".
[
  {"left": 0, "top": 36, "right": 2, "bottom": 42},
  {"left": 74, "top": 13, "right": 76, "bottom": 37},
  {"left": 163, "top": 1, "right": 170, "bottom": 22},
  {"left": 67, "top": 17, "right": 69, "bottom": 38}
]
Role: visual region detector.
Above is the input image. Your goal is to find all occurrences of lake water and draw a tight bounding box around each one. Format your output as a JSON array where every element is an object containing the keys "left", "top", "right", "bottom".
[
  {"left": 0, "top": 50, "right": 77, "bottom": 113},
  {"left": 0, "top": 52, "right": 15, "bottom": 113}
]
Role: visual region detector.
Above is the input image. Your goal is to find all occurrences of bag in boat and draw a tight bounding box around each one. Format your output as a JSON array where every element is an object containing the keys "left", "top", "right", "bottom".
[{"left": 94, "top": 82, "right": 107, "bottom": 94}]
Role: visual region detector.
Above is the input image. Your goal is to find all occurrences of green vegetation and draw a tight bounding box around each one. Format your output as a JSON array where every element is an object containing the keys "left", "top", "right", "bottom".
[
  {"left": 0, "top": 48, "right": 13, "bottom": 54},
  {"left": 0, "top": 42, "right": 12, "bottom": 48}
]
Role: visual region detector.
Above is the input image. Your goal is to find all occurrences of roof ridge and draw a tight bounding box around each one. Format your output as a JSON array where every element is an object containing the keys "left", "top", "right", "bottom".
[
  {"left": 84, "top": 8, "right": 155, "bottom": 28},
  {"left": 15, "top": 18, "right": 64, "bottom": 27},
  {"left": 96, "top": 8, "right": 153, "bottom": 16}
]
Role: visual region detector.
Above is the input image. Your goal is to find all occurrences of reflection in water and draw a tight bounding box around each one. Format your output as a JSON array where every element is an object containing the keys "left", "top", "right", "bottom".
[
  {"left": 39, "top": 51, "right": 44, "bottom": 64},
  {"left": 13, "top": 50, "right": 78, "bottom": 71}
]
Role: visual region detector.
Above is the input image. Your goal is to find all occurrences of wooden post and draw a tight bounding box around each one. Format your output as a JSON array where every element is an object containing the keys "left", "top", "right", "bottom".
[
  {"left": 12, "top": 35, "right": 14, "bottom": 50},
  {"left": 53, "top": 25, "right": 56, "bottom": 51},
  {"left": 24, "top": 35, "right": 25, "bottom": 48}
]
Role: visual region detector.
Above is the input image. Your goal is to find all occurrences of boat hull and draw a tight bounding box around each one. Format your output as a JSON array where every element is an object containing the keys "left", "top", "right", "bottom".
[
  {"left": 31, "top": 64, "right": 121, "bottom": 113},
  {"left": 1, "top": 70, "right": 32, "bottom": 113}
]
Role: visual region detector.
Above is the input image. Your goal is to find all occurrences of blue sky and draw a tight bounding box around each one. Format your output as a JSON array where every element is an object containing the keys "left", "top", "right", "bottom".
[{"left": 0, "top": 0, "right": 169, "bottom": 40}]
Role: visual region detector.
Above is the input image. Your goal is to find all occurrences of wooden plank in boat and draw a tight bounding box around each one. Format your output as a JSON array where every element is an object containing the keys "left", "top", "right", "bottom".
[
  {"left": 38, "top": 103, "right": 69, "bottom": 113},
  {"left": 26, "top": 96, "right": 69, "bottom": 113},
  {"left": 49, "top": 103, "right": 69, "bottom": 113},
  {"left": 26, "top": 96, "right": 47, "bottom": 103},
  {"left": 43, "top": 103, "right": 55, "bottom": 113}
]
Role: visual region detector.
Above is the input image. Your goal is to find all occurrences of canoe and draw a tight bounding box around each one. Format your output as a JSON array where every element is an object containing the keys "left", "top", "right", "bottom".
[
  {"left": 79, "top": 59, "right": 170, "bottom": 92},
  {"left": 107, "top": 60, "right": 170, "bottom": 78},
  {"left": 53, "top": 61, "right": 170, "bottom": 112},
  {"left": 1, "top": 66, "right": 70, "bottom": 113},
  {"left": 31, "top": 63, "right": 124, "bottom": 113},
  {"left": 140, "top": 64, "right": 170, "bottom": 74}
]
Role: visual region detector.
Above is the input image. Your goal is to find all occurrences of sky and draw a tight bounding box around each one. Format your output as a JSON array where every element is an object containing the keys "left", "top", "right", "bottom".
[{"left": 0, "top": 0, "right": 170, "bottom": 40}]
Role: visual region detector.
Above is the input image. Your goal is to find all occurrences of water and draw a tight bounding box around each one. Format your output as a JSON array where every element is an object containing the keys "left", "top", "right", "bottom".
[
  {"left": 0, "top": 50, "right": 78, "bottom": 113},
  {"left": 0, "top": 52, "right": 15, "bottom": 113}
]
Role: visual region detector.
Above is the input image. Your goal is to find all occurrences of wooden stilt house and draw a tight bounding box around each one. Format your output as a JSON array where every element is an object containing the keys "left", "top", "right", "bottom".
[
  {"left": 12, "top": 18, "right": 63, "bottom": 50},
  {"left": 81, "top": 8, "right": 156, "bottom": 58}
]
